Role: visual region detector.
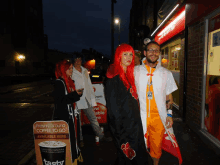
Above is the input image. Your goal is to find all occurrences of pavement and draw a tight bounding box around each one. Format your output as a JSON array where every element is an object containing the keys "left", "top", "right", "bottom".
[
  {"left": 1, "top": 80, "right": 220, "bottom": 165},
  {"left": 26, "top": 109, "right": 220, "bottom": 165}
]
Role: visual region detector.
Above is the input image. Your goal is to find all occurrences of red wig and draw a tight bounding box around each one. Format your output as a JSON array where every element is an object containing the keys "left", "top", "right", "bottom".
[
  {"left": 55, "top": 60, "right": 75, "bottom": 94},
  {"left": 106, "top": 43, "right": 138, "bottom": 99}
]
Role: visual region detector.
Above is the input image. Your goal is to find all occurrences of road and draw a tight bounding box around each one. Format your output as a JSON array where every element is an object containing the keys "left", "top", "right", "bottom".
[{"left": 0, "top": 80, "right": 55, "bottom": 164}]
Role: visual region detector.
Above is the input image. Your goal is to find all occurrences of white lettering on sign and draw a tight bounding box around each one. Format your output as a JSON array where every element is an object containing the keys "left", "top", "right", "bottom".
[
  {"left": 158, "top": 10, "right": 185, "bottom": 41},
  {"left": 94, "top": 107, "right": 99, "bottom": 111},
  {"left": 94, "top": 111, "right": 105, "bottom": 115},
  {"left": 43, "top": 159, "right": 64, "bottom": 165}
]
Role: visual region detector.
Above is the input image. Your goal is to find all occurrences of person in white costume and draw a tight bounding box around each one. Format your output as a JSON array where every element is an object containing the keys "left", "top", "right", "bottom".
[
  {"left": 71, "top": 56, "right": 112, "bottom": 147},
  {"left": 134, "top": 41, "right": 182, "bottom": 165}
]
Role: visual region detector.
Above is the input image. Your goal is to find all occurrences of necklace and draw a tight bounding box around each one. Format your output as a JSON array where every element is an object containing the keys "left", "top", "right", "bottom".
[{"left": 147, "top": 67, "right": 153, "bottom": 117}]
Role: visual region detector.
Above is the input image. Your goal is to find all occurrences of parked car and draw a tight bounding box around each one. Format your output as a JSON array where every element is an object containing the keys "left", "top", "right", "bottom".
[{"left": 89, "top": 68, "right": 106, "bottom": 83}]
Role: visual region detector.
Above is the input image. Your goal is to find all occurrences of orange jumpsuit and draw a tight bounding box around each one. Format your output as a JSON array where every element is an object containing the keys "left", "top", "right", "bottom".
[{"left": 145, "top": 64, "right": 165, "bottom": 159}]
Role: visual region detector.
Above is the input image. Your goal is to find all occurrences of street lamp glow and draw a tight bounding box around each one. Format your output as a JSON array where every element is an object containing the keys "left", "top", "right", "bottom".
[
  {"left": 17, "top": 55, "right": 25, "bottom": 61},
  {"left": 115, "top": 18, "right": 119, "bottom": 24},
  {"left": 114, "top": 18, "right": 120, "bottom": 45}
]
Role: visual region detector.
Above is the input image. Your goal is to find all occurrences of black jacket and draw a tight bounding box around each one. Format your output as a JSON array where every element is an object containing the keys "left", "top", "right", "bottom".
[
  {"left": 105, "top": 75, "right": 148, "bottom": 165},
  {"left": 53, "top": 78, "right": 80, "bottom": 121},
  {"left": 53, "top": 78, "right": 81, "bottom": 161}
]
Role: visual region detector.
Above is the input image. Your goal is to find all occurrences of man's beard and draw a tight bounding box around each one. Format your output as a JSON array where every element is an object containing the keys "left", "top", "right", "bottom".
[{"left": 146, "top": 56, "right": 159, "bottom": 64}]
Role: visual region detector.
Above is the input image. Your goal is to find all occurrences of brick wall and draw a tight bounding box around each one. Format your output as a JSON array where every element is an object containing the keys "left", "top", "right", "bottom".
[
  {"left": 184, "top": 19, "right": 205, "bottom": 128},
  {"left": 179, "top": 38, "right": 185, "bottom": 117}
]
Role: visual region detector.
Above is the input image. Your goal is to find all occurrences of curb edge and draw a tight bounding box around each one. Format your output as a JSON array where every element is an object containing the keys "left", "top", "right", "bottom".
[{"left": 17, "top": 149, "right": 35, "bottom": 165}]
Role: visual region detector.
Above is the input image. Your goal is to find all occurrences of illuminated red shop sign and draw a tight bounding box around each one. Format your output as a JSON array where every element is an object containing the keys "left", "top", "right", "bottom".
[{"left": 155, "top": 7, "right": 185, "bottom": 45}]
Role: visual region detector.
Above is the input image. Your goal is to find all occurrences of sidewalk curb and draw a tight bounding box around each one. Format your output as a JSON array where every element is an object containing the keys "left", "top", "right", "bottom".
[{"left": 17, "top": 149, "right": 35, "bottom": 165}]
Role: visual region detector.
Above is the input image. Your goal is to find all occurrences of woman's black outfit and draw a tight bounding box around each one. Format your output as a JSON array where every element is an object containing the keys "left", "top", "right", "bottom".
[
  {"left": 105, "top": 75, "right": 148, "bottom": 165},
  {"left": 53, "top": 78, "right": 81, "bottom": 162}
]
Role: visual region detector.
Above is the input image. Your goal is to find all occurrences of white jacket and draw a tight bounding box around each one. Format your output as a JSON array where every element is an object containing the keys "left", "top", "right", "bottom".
[
  {"left": 72, "top": 66, "right": 97, "bottom": 109},
  {"left": 134, "top": 57, "right": 178, "bottom": 146}
]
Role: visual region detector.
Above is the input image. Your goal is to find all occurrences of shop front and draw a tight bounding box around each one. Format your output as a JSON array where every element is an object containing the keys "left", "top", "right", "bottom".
[
  {"left": 185, "top": 1, "right": 220, "bottom": 153},
  {"left": 201, "top": 7, "right": 220, "bottom": 147},
  {"left": 154, "top": 5, "right": 186, "bottom": 109}
]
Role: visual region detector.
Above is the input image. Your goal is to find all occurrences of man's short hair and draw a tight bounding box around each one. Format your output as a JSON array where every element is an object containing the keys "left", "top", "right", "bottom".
[
  {"left": 73, "top": 55, "right": 82, "bottom": 62},
  {"left": 145, "top": 41, "right": 161, "bottom": 51}
]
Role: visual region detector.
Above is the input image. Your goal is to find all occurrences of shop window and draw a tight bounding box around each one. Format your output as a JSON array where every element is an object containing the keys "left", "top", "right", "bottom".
[
  {"left": 161, "top": 47, "right": 169, "bottom": 68},
  {"left": 161, "top": 43, "right": 181, "bottom": 107},
  {"left": 170, "top": 45, "right": 181, "bottom": 70},
  {"left": 204, "top": 12, "right": 220, "bottom": 141},
  {"left": 165, "top": 47, "right": 168, "bottom": 60}
]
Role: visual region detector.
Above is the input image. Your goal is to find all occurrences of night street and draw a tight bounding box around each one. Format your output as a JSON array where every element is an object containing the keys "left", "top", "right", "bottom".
[
  {"left": 1, "top": 1, "right": 220, "bottom": 164},
  {"left": 0, "top": 80, "right": 54, "bottom": 164}
]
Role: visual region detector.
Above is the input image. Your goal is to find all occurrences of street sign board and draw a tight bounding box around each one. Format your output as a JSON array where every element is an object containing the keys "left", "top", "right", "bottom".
[{"left": 33, "top": 121, "right": 74, "bottom": 165}]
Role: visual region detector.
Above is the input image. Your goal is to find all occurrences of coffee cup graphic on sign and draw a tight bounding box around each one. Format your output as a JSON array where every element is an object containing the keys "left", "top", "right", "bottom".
[{"left": 38, "top": 141, "right": 66, "bottom": 165}]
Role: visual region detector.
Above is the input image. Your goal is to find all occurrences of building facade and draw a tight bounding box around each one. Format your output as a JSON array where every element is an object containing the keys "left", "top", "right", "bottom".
[
  {"left": 0, "top": 0, "right": 46, "bottom": 75},
  {"left": 130, "top": 0, "right": 220, "bottom": 154},
  {"left": 154, "top": 0, "right": 220, "bottom": 153},
  {"left": 184, "top": 1, "right": 220, "bottom": 153},
  {"left": 129, "top": 0, "right": 165, "bottom": 52}
]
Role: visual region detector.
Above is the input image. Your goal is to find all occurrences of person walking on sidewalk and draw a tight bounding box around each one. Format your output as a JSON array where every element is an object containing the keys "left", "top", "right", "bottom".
[
  {"left": 72, "top": 55, "right": 112, "bottom": 146},
  {"left": 53, "top": 60, "right": 83, "bottom": 164},
  {"left": 134, "top": 41, "right": 182, "bottom": 165},
  {"left": 105, "top": 43, "right": 148, "bottom": 165}
]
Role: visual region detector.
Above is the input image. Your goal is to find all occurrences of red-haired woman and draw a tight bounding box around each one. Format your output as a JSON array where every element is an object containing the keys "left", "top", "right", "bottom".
[
  {"left": 105, "top": 44, "right": 148, "bottom": 165},
  {"left": 53, "top": 60, "right": 83, "bottom": 164}
]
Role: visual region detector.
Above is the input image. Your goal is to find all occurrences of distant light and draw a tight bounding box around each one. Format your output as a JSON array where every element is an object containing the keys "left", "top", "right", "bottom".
[
  {"left": 115, "top": 18, "right": 120, "bottom": 24},
  {"left": 18, "top": 55, "right": 25, "bottom": 59},
  {"left": 21, "top": 103, "right": 30, "bottom": 106},
  {"left": 17, "top": 55, "right": 25, "bottom": 61},
  {"left": 88, "top": 71, "right": 90, "bottom": 74},
  {"left": 92, "top": 75, "right": 100, "bottom": 78},
  {"left": 102, "top": 56, "right": 103, "bottom": 59}
]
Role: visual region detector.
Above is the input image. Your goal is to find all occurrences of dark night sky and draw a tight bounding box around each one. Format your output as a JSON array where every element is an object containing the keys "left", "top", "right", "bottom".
[{"left": 43, "top": 0, "right": 132, "bottom": 59}]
